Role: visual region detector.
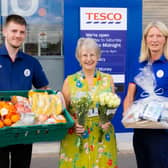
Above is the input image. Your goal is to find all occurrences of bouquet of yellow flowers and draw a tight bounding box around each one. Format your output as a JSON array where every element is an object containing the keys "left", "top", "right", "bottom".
[
  {"left": 98, "top": 92, "right": 121, "bottom": 142},
  {"left": 71, "top": 92, "right": 93, "bottom": 151}
]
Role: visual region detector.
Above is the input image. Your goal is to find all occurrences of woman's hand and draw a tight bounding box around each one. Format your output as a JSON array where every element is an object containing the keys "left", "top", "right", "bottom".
[
  {"left": 123, "top": 83, "right": 136, "bottom": 117},
  {"left": 75, "top": 123, "right": 85, "bottom": 136},
  {"left": 100, "top": 122, "right": 111, "bottom": 131}
]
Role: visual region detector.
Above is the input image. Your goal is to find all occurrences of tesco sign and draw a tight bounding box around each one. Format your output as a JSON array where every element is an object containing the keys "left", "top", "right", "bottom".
[
  {"left": 85, "top": 12, "right": 122, "bottom": 21},
  {"left": 80, "top": 7, "right": 127, "bottom": 30}
]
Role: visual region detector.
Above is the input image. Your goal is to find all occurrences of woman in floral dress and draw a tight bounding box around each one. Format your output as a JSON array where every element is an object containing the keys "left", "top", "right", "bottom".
[{"left": 59, "top": 38, "right": 118, "bottom": 168}]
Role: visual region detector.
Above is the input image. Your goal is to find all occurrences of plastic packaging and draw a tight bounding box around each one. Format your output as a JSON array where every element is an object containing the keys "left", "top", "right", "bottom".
[{"left": 122, "top": 64, "right": 168, "bottom": 128}]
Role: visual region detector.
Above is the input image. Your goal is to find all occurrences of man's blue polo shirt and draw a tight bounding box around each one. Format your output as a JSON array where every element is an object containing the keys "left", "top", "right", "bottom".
[
  {"left": 0, "top": 45, "right": 49, "bottom": 91},
  {"left": 129, "top": 55, "right": 168, "bottom": 100}
]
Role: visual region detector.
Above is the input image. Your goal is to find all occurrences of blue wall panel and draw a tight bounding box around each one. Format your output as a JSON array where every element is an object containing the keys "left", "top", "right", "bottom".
[{"left": 64, "top": 0, "right": 142, "bottom": 132}]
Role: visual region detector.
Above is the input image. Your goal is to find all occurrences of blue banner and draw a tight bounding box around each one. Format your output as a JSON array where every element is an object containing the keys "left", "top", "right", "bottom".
[
  {"left": 80, "top": 7, "right": 127, "bottom": 87},
  {"left": 64, "top": 0, "right": 142, "bottom": 132}
]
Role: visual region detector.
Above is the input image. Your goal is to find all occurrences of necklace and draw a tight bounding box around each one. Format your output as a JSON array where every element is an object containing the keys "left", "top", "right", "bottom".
[
  {"left": 81, "top": 70, "right": 97, "bottom": 79},
  {"left": 80, "top": 70, "right": 100, "bottom": 89},
  {"left": 75, "top": 70, "right": 101, "bottom": 89}
]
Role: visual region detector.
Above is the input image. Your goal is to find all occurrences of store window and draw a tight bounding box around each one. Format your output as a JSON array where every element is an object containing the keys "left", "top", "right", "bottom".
[{"left": 0, "top": 0, "right": 63, "bottom": 56}]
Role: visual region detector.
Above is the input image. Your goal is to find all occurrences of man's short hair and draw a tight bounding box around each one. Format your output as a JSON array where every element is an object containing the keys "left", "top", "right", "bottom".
[{"left": 5, "top": 14, "right": 27, "bottom": 27}]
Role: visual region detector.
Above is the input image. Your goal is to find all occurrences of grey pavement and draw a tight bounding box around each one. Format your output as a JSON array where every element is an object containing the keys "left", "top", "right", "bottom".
[
  {"left": 32, "top": 132, "right": 134, "bottom": 154},
  {"left": 31, "top": 152, "right": 136, "bottom": 168},
  {"left": 31, "top": 132, "right": 137, "bottom": 168}
]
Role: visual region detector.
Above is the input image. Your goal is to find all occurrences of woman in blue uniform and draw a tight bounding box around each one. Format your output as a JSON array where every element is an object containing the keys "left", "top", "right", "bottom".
[{"left": 123, "top": 21, "right": 168, "bottom": 168}]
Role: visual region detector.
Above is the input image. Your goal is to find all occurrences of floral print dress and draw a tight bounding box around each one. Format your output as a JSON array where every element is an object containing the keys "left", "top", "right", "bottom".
[{"left": 58, "top": 70, "right": 118, "bottom": 168}]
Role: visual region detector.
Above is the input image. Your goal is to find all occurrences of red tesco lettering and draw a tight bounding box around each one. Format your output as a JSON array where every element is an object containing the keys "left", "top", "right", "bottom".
[{"left": 85, "top": 12, "right": 122, "bottom": 21}]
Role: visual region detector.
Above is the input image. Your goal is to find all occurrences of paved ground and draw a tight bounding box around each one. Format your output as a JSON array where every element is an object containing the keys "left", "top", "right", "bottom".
[
  {"left": 118, "top": 151, "right": 136, "bottom": 168},
  {"left": 31, "top": 151, "right": 137, "bottom": 168},
  {"left": 30, "top": 133, "right": 137, "bottom": 168}
]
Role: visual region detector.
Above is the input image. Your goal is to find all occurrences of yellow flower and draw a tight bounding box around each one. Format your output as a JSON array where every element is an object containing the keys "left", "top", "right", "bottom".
[
  {"left": 98, "top": 92, "right": 120, "bottom": 109},
  {"left": 98, "top": 92, "right": 121, "bottom": 142}
]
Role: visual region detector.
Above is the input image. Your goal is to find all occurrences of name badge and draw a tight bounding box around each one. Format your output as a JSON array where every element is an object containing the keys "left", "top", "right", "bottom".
[{"left": 88, "top": 108, "right": 98, "bottom": 117}]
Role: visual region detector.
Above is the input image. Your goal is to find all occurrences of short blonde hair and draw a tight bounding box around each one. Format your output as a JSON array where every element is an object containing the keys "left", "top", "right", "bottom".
[
  {"left": 139, "top": 21, "right": 168, "bottom": 62},
  {"left": 75, "top": 37, "right": 101, "bottom": 62}
]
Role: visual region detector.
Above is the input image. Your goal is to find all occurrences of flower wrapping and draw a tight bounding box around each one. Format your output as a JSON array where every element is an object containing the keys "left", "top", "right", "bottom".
[
  {"left": 122, "top": 64, "right": 168, "bottom": 128},
  {"left": 98, "top": 92, "right": 121, "bottom": 142},
  {"left": 70, "top": 92, "right": 93, "bottom": 152}
]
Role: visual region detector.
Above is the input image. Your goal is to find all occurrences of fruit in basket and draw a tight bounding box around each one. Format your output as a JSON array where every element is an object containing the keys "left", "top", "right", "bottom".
[
  {"left": 28, "top": 90, "right": 68, "bottom": 125},
  {"left": 3, "top": 118, "right": 12, "bottom": 126},
  {"left": 4, "top": 113, "right": 21, "bottom": 126},
  {"left": 0, "top": 120, "right": 4, "bottom": 128},
  {"left": 0, "top": 107, "right": 8, "bottom": 116},
  {"left": 11, "top": 96, "right": 32, "bottom": 113},
  {"left": 49, "top": 95, "right": 62, "bottom": 115},
  {"left": 56, "top": 99, "right": 62, "bottom": 115},
  {"left": 38, "top": 114, "right": 48, "bottom": 124},
  {"left": 11, "top": 96, "right": 29, "bottom": 104},
  {"left": 29, "top": 91, "right": 63, "bottom": 116},
  {"left": 20, "top": 113, "right": 35, "bottom": 125},
  {"left": 15, "top": 103, "right": 24, "bottom": 112},
  {"left": 42, "top": 114, "right": 66, "bottom": 124},
  {"left": 52, "top": 114, "right": 66, "bottom": 123},
  {"left": 11, "top": 114, "right": 20, "bottom": 123},
  {"left": 28, "top": 91, "right": 47, "bottom": 114},
  {"left": 0, "top": 101, "right": 21, "bottom": 127},
  {"left": 0, "top": 102, "right": 16, "bottom": 117},
  {"left": 45, "top": 117, "right": 56, "bottom": 124},
  {"left": 5, "top": 112, "right": 14, "bottom": 119}
]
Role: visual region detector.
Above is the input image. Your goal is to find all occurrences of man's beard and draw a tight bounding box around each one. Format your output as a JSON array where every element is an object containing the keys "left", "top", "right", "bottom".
[
  {"left": 6, "top": 39, "right": 22, "bottom": 49},
  {"left": 9, "top": 43, "right": 21, "bottom": 49},
  {"left": 11, "top": 44, "right": 20, "bottom": 49}
]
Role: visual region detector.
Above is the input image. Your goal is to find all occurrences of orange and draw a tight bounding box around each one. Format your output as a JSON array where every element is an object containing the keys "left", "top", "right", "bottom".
[
  {"left": 55, "top": 115, "right": 66, "bottom": 123},
  {"left": 11, "top": 114, "right": 20, "bottom": 123},
  {"left": 0, "top": 120, "right": 4, "bottom": 128},
  {"left": 5, "top": 112, "right": 13, "bottom": 119},
  {"left": 3, "top": 118, "right": 12, "bottom": 126}
]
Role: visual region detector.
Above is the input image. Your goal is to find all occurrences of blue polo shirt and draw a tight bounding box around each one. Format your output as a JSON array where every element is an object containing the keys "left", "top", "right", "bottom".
[
  {"left": 130, "top": 55, "right": 168, "bottom": 100},
  {"left": 0, "top": 45, "right": 49, "bottom": 91}
]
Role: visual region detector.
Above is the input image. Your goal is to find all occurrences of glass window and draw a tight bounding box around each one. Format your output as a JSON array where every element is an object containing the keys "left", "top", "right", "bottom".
[{"left": 0, "top": 0, "right": 63, "bottom": 56}]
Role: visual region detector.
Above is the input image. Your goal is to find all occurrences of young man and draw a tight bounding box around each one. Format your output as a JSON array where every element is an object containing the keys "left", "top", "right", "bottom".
[{"left": 0, "top": 14, "right": 49, "bottom": 168}]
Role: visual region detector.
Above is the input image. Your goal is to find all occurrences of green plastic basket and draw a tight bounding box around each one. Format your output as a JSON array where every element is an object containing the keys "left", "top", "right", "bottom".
[
  {"left": 0, "top": 89, "right": 57, "bottom": 100},
  {"left": 0, "top": 90, "right": 74, "bottom": 147}
]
